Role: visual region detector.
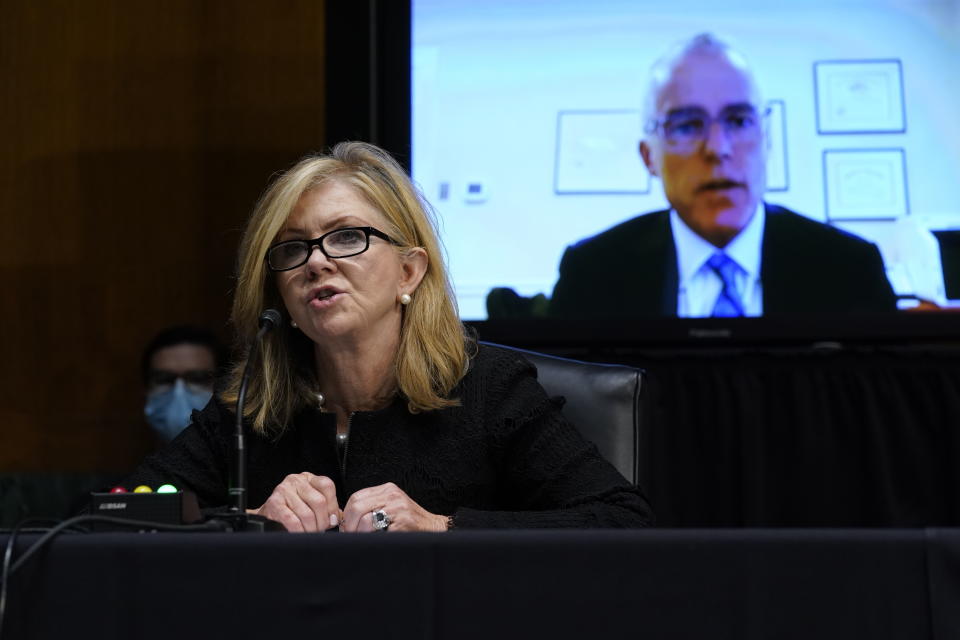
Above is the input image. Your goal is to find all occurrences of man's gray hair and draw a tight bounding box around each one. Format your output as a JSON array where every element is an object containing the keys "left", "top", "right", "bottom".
[{"left": 642, "top": 32, "right": 759, "bottom": 129}]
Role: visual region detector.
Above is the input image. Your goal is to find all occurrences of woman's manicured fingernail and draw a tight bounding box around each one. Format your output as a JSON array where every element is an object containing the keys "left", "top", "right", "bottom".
[{"left": 330, "top": 514, "right": 339, "bottom": 528}]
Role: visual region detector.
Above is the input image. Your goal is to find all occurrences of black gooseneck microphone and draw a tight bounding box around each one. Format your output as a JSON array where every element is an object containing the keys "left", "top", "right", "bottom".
[{"left": 208, "top": 308, "right": 285, "bottom": 532}]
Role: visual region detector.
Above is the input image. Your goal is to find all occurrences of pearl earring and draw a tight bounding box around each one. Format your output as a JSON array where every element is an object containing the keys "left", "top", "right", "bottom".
[
  {"left": 291, "top": 319, "right": 298, "bottom": 328},
  {"left": 400, "top": 293, "right": 412, "bottom": 305}
]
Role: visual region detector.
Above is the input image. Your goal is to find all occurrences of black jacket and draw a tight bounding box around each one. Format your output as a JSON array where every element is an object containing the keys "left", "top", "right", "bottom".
[
  {"left": 123, "top": 344, "right": 654, "bottom": 528},
  {"left": 549, "top": 204, "right": 897, "bottom": 317}
]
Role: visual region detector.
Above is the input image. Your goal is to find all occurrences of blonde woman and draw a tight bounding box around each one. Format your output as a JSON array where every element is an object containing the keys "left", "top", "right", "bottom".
[{"left": 126, "top": 142, "right": 653, "bottom": 532}]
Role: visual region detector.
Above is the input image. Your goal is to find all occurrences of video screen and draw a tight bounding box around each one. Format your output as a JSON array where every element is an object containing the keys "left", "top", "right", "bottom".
[{"left": 412, "top": 0, "right": 960, "bottom": 320}]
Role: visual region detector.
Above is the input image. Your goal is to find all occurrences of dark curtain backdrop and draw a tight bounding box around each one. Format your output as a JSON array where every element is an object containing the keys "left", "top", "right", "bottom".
[
  {"left": 631, "top": 344, "right": 960, "bottom": 527},
  {"left": 6, "top": 342, "right": 959, "bottom": 528}
]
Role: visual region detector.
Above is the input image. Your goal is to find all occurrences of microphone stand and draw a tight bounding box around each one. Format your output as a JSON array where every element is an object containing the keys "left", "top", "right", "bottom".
[{"left": 206, "top": 309, "right": 285, "bottom": 532}]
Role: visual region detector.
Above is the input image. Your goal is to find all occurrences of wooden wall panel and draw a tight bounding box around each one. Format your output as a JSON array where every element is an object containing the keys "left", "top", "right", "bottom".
[{"left": 0, "top": 0, "right": 326, "bottom": 472}]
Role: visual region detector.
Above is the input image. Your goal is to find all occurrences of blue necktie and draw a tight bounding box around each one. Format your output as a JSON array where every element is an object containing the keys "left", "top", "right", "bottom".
[{"left": 707, "top": 252, "right": 745, "bottom": 317}]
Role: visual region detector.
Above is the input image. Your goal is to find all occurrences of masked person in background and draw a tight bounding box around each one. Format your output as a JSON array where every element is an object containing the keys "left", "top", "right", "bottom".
[{"left": 142, "top": 326, "right": 226, "bottom": 442}]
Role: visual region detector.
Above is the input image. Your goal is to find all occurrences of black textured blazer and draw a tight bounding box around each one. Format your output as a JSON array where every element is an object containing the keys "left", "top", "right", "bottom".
[{"left": 124, "top": 344, "right": 654, "bottom": 528}]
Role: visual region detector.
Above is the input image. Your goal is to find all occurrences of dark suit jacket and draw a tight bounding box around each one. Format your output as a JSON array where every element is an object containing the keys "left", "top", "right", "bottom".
[{"left": 548, "top": 204, "right": 897, "bottom": 317}]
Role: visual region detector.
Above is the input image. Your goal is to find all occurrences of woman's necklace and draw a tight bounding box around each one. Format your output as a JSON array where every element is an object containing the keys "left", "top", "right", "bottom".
[{"left": 317, "top": 391, "right": 349, "bottom": 451}]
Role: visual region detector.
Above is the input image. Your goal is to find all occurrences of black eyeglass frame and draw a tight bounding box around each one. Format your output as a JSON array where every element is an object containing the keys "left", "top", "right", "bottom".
[
  {"left": 643, "top": 103, "right": 772, "bottom": 147},
  {"left": 265, "top": 226, "right": 397, "bottom": 272}
]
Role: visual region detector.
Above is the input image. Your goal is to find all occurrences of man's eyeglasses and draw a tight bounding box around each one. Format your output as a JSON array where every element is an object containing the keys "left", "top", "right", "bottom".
[
  {"left": 646, "top": 104, "right": 769, "bottom": 151},
  {"left": 266, "top": 226, "right": 396, "bottom": 272}
]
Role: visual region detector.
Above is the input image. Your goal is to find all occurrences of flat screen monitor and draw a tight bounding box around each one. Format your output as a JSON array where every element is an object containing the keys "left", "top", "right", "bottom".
[{"left": 336, "top": 0, "right": 960, "bottom": 346}]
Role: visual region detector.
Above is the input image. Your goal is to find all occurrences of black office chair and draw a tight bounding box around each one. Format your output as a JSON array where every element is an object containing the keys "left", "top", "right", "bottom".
[{"left": 483, "top": 342, "right": 644, "bottom": 484}]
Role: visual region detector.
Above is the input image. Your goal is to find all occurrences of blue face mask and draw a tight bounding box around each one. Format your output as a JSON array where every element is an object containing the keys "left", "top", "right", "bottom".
[{"left": 144, "top": 378, "right": 213, "bottom": 441}]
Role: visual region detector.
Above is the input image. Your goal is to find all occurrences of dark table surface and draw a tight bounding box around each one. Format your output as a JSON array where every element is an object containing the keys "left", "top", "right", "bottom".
[{"left": 4, "top": 528, "right": 959, "bottom": 640}]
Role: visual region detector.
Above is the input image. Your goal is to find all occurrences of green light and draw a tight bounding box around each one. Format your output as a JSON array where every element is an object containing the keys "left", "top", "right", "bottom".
[{"left": 156, "top": 484, "right": 178, "bottom": 494}]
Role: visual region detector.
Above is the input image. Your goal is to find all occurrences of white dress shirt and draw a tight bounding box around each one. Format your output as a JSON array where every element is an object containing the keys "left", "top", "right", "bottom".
[{"left": 670, "top": 203, "right": 765, "bottom": 317}]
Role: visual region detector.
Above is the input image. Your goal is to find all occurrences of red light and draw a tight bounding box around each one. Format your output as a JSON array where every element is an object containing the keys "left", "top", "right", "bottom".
[{"left": 109, "top": 486, "right": 127, "bottom": 493}]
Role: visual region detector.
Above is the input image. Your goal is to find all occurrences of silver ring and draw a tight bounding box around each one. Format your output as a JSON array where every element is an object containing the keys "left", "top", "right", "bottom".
[{"left": 372, "top": 509, "right": 391, "bottom": 531}]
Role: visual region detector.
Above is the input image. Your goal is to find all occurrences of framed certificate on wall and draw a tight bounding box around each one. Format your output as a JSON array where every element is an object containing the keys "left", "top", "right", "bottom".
[
  {"left": 823, "top": 148, "right": 909, "bottom": 221},
  {"left": 814, "top": 59, "right": 906, "bottom": 134}
]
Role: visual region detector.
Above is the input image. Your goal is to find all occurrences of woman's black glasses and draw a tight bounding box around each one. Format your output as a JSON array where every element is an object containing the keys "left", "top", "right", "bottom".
[{"left": 266, "top": 226, "right": 395, "bottom": 272}]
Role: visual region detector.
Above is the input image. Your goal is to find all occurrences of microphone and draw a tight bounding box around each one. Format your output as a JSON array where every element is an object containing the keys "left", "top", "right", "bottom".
[
  {"left": 208, "top": 308, "right": 285, "bottom": 532},
  {"left": 258, "top": 308, "right": 281, "bottom": 331},
  {"left": 231, "top": 309, "right": 281, "bottom": 511}
]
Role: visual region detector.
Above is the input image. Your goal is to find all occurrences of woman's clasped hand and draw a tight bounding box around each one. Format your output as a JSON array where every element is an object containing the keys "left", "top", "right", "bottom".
[
  {"left": 249, "top": 472, "right": 340, "bottom": 532},
  {"left": 250, "top": 472, "right": 447, "bottom": 533}
]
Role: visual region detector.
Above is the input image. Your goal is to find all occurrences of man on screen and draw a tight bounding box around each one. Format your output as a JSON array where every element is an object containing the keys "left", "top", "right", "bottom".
[{"left": 547, "top": 33, "right": 897, "bottom": 318}]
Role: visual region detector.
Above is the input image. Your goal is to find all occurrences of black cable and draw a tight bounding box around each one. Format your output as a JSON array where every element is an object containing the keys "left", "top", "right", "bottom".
[
  {"left": 7, "top": 515, "right": 228, "bottom": 577},
  {"left": 0, "top": 512, "right": 227, "bottom": 638},
  {"left": 0, "top": 518, "right": 62, "bottom": 640}
]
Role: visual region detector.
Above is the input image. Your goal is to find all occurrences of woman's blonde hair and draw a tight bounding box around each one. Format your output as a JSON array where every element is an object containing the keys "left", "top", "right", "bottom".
[{"left": 221, "top": 141, "right": 471, "bottom": 434}]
